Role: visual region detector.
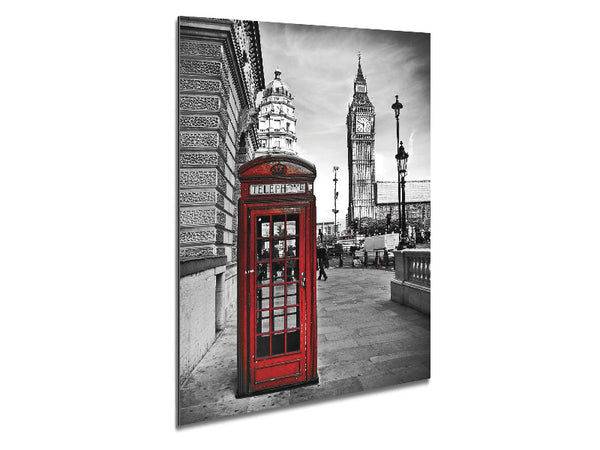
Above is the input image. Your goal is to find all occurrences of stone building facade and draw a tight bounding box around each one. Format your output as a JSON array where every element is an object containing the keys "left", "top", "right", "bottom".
[
  {"left": 178, "top": 17, "right": 265, "bottom": 384},
  {"left": 317, "top": 221, "right": 336, "bottom": 237},
  {"left": 347, "top": 55, "right": 376, "bottom": 225},
  {"left": 257, "top": 69, "right": 297, "bottom": 154},
  {"left": 374, "top": 180, "right": 431, "bottom": 233}
]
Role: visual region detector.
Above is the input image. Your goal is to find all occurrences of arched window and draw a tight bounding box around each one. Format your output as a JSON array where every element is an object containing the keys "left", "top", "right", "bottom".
[{"left": 239, "top": 132, "right": 246, "bottom": 152}]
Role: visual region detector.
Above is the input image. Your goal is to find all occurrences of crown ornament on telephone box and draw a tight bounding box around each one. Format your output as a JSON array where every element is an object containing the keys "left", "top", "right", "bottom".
[{"left": 270, "top": 162, "right": 288, "bottom": 176}]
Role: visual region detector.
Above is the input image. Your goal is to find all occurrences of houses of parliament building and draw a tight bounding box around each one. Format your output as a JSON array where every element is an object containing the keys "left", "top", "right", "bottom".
[{"left": 346, "top": 56, "right": 430, "bottom": 234}]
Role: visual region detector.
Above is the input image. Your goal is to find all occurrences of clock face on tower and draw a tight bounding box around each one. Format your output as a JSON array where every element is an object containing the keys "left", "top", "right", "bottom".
[{"left": 356, "top": 117, "right": 371, "bottom": 133}]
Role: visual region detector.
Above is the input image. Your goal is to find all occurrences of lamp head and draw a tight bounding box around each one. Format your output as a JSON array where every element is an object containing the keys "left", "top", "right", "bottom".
[
  {"left": 391, "top": 95, "right": 403, "bottom": 119},
  {"left": 395, "top": 141, "right": 409, "bottom": 172}
]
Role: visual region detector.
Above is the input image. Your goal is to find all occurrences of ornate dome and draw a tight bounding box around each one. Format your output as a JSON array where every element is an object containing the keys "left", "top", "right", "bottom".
[
  {"left": 256, "top": 67, "right": 298, "bottom": 155},
  {"left": 263, "top": 69, "right": 293, "bottom": 99}
]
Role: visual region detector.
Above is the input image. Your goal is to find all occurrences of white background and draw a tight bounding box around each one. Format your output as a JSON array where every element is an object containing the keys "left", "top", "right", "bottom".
[{"left": 1, "top": 1, "right": 599, "bottom": 448}]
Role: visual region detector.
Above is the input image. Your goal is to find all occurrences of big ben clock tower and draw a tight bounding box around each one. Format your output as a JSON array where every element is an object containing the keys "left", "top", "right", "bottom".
[{"left": 347, "top": 54, "right": 376, "bottom": 228}]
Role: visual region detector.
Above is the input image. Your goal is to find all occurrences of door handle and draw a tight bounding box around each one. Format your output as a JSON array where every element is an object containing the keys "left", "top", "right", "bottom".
[{"left": 301, "top": 272, "right": 306, "bottom": 287}]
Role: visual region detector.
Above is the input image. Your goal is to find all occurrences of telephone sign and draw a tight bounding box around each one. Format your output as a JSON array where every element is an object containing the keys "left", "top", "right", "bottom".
[{"left": 250, "top": 183, "right": 306, "bottom": 195}]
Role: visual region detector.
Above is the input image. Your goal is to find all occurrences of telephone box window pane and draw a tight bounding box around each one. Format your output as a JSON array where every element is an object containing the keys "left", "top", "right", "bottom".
[
  {"left": 272, "top": 333, "right": 285, "bottom": 355},
  {"left": 257, "top": 286, "right": 270, "bottom": 310},
  {"left": 257, "top": 263, "right": 270, "bottom": 285},
  {"left": 286, "top": 215, "right": 299, "bottom": 235},
  {"left": 285, "top": 239, "right": 297, "bottom": 258},
  {"left": 256, "top": 335, "right": 270, "bottom": 358},
  {"left": 272, "top": 261, "right": 285, "bottom": 283},
  {"left": 261, "top": 319, "right": 270, "bottom": 333},
  {"left": 287, "top": 260, "right": 299, "bottom": 281},
  {"left": 273, "top": 285, "right": 285, "bottom": 307},
  {"left": 273, "top": 215, "right": 285, "bottom": 236},
  {"left": 257, "top": 240, "right": 270, "bottom": 261},
  {"left": 273, "top": 308, "right": 285, "bottom": 331},
  {"left": 272, "top": 239, "right": 285, "bottom": 260},
  {"left": 257, "top": 298, "right": 269, "bottom": 310},
  {"left": 286, "top": 283, "right": 298, "bottom": 305},
  {"left": 286, "top": 330, "right": 300, "bottom": 353},
  {"left": 257, "top": 286, "right": 269, "bottom": 300},
  {"left": 257, "top": 216, "right": 270, "bottom": 238},
  {"left": 256, "top": 310, "right": 270, "bottom": 334},
  {"left": 287, "top": 307, "right": 298, "bottom": 328},
  {"left": 256, "top": 318, "right": 270, "bottom": 334}
]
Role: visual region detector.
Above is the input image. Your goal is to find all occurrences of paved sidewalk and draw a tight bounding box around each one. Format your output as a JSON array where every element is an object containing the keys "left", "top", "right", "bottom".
[{"left": 179, "top": 266, "right": 430, "bottom": 425}]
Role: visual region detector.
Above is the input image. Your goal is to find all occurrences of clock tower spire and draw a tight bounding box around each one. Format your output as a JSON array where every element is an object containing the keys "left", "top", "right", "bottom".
[
  {"left": 355, "top": 51, "right": 366, "bottom": 90},
  {"left": 347, "top": 54, "right": 376, "bottom": 229}
]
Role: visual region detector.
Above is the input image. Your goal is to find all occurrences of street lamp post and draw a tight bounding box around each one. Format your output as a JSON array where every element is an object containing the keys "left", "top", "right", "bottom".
[
  {"left": 332, "top": 166, "right": 339, "bottom": 238},
  {"left": 392, "top": 95, "right": 409, "bottom": 250},
  {"left": 396, "top": 141, "right": 409, "bottom": 249}
]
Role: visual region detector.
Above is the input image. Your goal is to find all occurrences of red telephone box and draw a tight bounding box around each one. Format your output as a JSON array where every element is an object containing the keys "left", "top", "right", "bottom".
[{"left": 237, "top": 154, "right": 318, "bottom": 397}]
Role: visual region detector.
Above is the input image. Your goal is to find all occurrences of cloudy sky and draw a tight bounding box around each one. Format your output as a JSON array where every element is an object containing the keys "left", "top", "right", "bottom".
[{"left": 258, "top": 21, "right": 430, "bottom": 224}]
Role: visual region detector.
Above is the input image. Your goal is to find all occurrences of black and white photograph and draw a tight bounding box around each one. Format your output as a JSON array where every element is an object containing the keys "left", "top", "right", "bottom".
[
  {"left": 2, "top": 1, "right": 600, "bottom": 448},
  {"left": 177, "top": 16, "right": 430, "bottom": 425}
]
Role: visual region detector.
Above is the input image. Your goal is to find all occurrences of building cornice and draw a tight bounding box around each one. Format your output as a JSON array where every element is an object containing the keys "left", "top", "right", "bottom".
[{"left": 179, "top": 17, "right": 265, "bottom": 111}]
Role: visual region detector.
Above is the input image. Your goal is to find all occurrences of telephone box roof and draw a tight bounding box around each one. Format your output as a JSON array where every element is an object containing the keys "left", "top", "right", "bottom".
[{"left": 239, "top": 153, "right": 317, "bottom": 180}]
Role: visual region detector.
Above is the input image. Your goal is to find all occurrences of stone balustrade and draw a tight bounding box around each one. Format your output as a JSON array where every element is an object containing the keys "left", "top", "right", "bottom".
[{"left": 391, "top": 249, "right": 430, "bottom": 315}]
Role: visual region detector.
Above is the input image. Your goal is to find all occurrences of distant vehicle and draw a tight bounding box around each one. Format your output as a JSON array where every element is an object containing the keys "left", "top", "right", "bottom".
[
  {"left": 356, "top": 233, "right": 399, "bottom": 265},
  {"left": 337, "top": 234, "right": 363, "bottom": 253}
]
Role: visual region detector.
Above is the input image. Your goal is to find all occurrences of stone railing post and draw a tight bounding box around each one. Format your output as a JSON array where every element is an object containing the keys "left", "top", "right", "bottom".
[
  {"left": 391, "top": 249, "right": 430, "bottom": 315},
  {"left": 394, "top": 250, "right": 406, "bottom": 282}
]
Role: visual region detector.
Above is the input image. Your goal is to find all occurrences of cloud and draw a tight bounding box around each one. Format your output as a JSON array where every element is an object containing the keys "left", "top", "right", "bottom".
[{"left": 259, "top": 22, "right": 430, "bottom": 223}]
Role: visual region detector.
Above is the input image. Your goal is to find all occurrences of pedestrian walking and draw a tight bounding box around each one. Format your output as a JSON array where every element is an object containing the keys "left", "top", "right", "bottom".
[{"left": 317, "top": 247, "right": 328, "bottom": 280}]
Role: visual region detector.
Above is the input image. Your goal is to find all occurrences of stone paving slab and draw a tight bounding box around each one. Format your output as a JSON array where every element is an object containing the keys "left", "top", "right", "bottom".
[
  {"left": 179, "top": 267, "right": 430, "bottom": 426},
  {"left": 289, "top": 376, "right": 364, "bottom": 404}
]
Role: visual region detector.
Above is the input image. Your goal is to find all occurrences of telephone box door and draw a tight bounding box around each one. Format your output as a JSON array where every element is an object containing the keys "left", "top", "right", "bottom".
[{"left": 249, "top": 206, "right": 310, "bottom": 391}]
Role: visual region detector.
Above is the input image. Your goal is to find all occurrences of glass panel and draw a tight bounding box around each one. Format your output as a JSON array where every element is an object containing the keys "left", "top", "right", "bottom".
[
  {"left": 273, "top": 215, "right": 285, "bottom": 236},
  {"left": 257, "top": 335, "right": 270, "bottom": 358},
  {"left": 256, "top": 310, "right": 270, "bottom": 334},
  {"left": 261, "top": 319, "right": 270, "bottom": 333},
  {"left": 285, "top": 239, "right": 297, "bottom": 258},
  {"left": 273, "top": 308, "right": 285, "bottom": 331},
  {"left": 272, "top": 261, "right": 285, "bottom": 283},
  {"left": 256, "top": 287, "right": 270, "bottom": 310},
  {"left": 286, "top": 330, "right": 300, "bottom": 353},
  {"left": 287, "top": 306, "right": 298, "bottom": 329},
  {"left": 272, "top": 239, "right": 285, "bottom": 260},
  {"left": 286, "top": 259, "right": 299, "bottom": 282},
  {"left": 257, "top": 216, "right": 270, "bottom": 238},
  {"left": 272, "top": 333, "right": 285, "bottom": 355},
  {"left": 286, "top": 283, "right": 298, "bottom": 305},
  {"left": 257, "top": 263, "right": 270, "bottom": 285},
  {"left": 257, "top": 240, "right": 270, "bottom": 261},
  {"left": 273, "top": 285, "right": 285, "bottom": 308},
  {"left": 286, "top": 214, "right": 299, "bottom": 235},
  {"left": 257, "top": 298, "right": 270, "bottom": 311}
]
